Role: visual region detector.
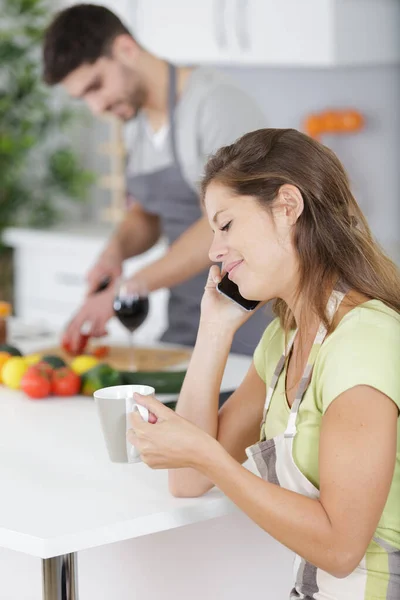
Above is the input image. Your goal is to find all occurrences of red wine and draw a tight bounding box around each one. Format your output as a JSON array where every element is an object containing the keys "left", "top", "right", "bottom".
[{"left": 113, "top": 296, "right": 149, "bottom": 332}]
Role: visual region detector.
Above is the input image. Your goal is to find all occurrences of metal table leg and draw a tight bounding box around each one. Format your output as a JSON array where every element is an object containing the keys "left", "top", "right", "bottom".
[{"left": 42, "top": 553, "right": 78, "bottom": 600}]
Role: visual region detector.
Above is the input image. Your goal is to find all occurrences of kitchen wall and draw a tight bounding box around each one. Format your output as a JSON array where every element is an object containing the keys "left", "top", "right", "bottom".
[{"left": 223, "top": 64, "right": 400, "bottom": 257}]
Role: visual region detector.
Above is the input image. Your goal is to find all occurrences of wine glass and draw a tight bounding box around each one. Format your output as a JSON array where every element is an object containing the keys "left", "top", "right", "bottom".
[{"left": 113, "top": 277, "right": 149, "bottom": 371}]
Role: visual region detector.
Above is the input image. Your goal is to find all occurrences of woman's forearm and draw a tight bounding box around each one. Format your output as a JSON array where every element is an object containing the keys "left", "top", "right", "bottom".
[
  {"left": 168, "top": 323, "right": 234, "bottom": 496},
  {"left": 197, "top": 444, "right": 354, "bottom": 578},
  {"left": 175, "top": 323, "right": 233, "bottom": 432}
]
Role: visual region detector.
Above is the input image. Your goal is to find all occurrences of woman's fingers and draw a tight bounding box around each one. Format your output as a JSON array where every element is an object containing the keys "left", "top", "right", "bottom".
[
  {"left": 205, "top": 265, "right": 222, "bottom": 288},
  {"left": 133, "top": 393, "right": 172, "bottom": 420},
  {"left": 126, "top": 428, "right": 139, "bottom": 447},
  {"left": 130, "top": 409, "right": 149, "bottom": 431}
]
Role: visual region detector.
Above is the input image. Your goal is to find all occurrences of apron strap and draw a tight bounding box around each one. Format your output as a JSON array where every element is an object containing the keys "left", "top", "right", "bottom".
[
  {"left": 284, "top": 288, "right": 348, "bottom": 438},
  {"left": 262, "top": 339, "right": 295, "bottom": 421},
  {"left": 261, "top": 284, "right": 349, "bottom": 439},
  {"left": 129, "top": 63, "right": 180, "bottom": 175},
  {"left": 167, "top": 63, "right": 180, "bottom": 167}
]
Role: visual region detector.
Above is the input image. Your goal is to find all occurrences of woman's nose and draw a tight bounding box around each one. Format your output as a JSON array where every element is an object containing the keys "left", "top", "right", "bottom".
[{"left": 209, "top": 235, "right": 227, "bottom": 262}]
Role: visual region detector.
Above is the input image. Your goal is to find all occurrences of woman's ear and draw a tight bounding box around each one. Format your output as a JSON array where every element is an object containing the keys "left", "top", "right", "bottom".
[{"left": 274, "top": 184, "right": 304, "bottom": 226}]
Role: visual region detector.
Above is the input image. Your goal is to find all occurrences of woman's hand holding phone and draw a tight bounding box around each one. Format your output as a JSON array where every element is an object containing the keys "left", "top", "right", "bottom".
[{"left": 200, "top": 265, "right": 261, "bottom": 335}]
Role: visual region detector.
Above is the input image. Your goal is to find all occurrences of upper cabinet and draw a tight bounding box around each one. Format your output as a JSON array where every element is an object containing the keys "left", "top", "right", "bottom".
[
  {"left": 135, "top": 0, "right": 233, "bottom": 64},
  {"left": 131, "top": 0, "right": 400, "bottom": 67}
]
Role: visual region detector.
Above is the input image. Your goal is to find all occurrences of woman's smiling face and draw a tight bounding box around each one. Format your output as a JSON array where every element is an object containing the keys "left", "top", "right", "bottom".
[{"left": 204, "top": 181, "right": 299, "bottom": 302}]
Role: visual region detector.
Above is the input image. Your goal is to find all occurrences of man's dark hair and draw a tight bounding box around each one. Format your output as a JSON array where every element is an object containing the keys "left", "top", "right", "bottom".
[{"left": 43, "top": 4, "right": 134, "bottom": 85}]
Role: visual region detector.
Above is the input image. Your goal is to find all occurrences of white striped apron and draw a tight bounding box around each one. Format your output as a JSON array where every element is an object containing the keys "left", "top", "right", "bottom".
[{"left": 246, "top": 286, "right": 400, "bottom": 599}]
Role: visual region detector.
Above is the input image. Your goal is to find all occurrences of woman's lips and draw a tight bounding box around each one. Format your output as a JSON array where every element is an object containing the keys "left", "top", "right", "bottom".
[{"left": 226, "top": 260, "right": 243, "bottom": 279}]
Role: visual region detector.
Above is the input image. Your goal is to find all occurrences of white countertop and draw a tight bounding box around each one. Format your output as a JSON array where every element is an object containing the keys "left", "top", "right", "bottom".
[{"left": 0, "top": 333, "right": 252, "bottom": 559}]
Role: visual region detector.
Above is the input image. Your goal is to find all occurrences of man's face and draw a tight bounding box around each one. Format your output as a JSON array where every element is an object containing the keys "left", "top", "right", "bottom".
[{"left": 62, "top": 56, "right": 146, "bottom": 121}]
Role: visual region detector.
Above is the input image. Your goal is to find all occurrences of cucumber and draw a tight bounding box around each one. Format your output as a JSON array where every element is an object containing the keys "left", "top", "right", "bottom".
[
  {"left": 41, "top": 355, "right": 66, "bottom": 369},
  {"left": 0, "top": 344, "right": 22, "bottom": 356},
  {"left": 164, "top": 401, "right": 177, "bottom": 411},
  {"left": 119, "top": 370, "right": 186, "bottom": 395}
]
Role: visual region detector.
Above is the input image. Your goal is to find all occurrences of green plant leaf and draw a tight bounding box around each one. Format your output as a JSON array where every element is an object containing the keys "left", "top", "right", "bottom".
[{"left": 0, "top": 0, "right": 95, "bottom": 243}]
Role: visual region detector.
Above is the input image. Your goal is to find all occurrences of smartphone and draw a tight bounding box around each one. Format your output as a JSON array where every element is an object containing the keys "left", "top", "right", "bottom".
[{"left": 217, "top": 273, "right": 260, "bottom": 311}]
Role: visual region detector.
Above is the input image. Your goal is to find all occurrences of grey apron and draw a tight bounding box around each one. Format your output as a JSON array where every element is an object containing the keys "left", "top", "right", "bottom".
[{"left": 126, "top": 64, "right": 271, "bottom": 354}]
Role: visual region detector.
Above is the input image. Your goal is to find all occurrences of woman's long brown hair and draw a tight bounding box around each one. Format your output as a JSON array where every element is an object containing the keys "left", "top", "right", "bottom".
[{"left": 201, "top": 129, "right": 400, "bottom": 335}]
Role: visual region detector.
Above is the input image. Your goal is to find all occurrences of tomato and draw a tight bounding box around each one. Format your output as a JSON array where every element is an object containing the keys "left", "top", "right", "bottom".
[
  {"left": 21, "top": 365, "right": 52, "bottom": 399},
  {"left": 92, "top": 345, "right": 110, "bottom": 359},
  {"left": 61, "top": 333, "right": 90, "bottom": 356},
  {"left": 51, "top": 367, "right": 81, "bottom": 396},
  {"left": 36, "top": 361, "right": 54, "bottom": 378}
]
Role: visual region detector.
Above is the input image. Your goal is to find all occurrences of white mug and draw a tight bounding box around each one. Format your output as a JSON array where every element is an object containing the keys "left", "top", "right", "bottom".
[{"left": 93, "top": 384, "right": 154, "bottom": 463}]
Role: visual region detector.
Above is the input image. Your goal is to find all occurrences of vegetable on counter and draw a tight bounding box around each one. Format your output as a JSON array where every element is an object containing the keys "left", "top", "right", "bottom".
[
  {"left": 41, "top": 355, "right": 67, "bottom": 369},
  {"left": 1, "top": 356, "right": 28, "bottom": 389},
  {"left": 120, "top": 370, "right": 186, "bottom": 395},
  {"left": 80, "top": 364, "right": 121, "bottom": 396},
  {"left": 0, "top": 344, "right": 23, "bottom": 357},
  {"left": 0, "top": 351, "right": 11, "bottom": 382},
  {"left": 21, "top": 365, "right": 52, "bottom": 399},
  {"left": 51, "top": 367, "right": 81, "bottom": 397},
  {"left": 61, "top": 332, "right": 90, "bottom": 356},
  {"left": 25, "top": 353, "right": 42, "bottom": 366},
  {"left": 70, "top": 355, "right": 99, "bottom": 375},
  {"left": 92, "top": 345, "right": 110, "bottom": 359},
  {"left": 0, "top": 342, "right": 187, "bottom": 401}
]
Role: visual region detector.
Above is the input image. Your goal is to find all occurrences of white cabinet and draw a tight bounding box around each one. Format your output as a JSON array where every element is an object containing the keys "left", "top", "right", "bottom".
[
  {"left": 3, "top": 227, "right": 168, "bottom": 343},
  {"left": 136, "top": 0, "right": 232, "bottom": 64},
  {"left": 225, "top": 0, "right": 334, "bottom": 66},
  {"left": 135, "top": 0, "right": 400, "bottom": 67}
]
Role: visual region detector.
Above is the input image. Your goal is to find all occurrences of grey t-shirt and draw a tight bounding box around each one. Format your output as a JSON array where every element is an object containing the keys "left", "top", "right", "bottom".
[{"left": 125, "top": 67, "right": 266, "bottom": 192}]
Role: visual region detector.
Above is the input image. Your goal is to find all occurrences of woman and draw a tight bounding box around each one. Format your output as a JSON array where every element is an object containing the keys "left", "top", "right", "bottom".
[{"left": 128, "top": 128, "right": 400, "bottom": 599}]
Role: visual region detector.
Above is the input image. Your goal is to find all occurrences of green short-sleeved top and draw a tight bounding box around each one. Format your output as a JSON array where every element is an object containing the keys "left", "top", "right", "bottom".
[{"left": 253, "top": 300, "right": 400, "bottom": 551}]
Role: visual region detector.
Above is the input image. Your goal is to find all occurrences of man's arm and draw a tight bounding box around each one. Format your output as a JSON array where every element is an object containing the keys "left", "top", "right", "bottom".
[
  {"left": 65, "top": 203, "right": 162, "bottom": 347},
  {"left": 86, "top": 202, "right": 161, "bottom": 294},
  {"left": 131, "top": 215, "right": 212, "bottom": 291},
  {"left": 65, "top": 214, "right": 212, "bottom": 347},
  {"left": 109, "top": 202, "right": 162, "bottom": 261}
]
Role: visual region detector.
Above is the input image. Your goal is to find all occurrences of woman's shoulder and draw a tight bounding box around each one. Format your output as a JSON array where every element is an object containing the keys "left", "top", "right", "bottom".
[
  {"left": 328, "top": 299, "right": 400, "bottom": 345},
  {"left": 316, "top": 300, "right": 400, "bottom": 412}
]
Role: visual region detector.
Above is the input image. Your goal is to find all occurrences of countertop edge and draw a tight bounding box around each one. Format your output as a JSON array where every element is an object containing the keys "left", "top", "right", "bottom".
[{"left": 0, "top": 496, "right": 238, "bottom": 559}]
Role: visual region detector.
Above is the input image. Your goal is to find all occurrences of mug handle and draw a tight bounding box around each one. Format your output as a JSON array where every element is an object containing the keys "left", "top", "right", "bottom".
[{"left": 126, "top": 398, "right": 149, "bottom": 463}]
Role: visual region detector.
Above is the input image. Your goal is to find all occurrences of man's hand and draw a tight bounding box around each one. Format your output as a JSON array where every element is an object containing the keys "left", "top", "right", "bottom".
[
  {"left": 86, "top": 246, "right": 123, "bottom": 296},
  {"left": 63, "top": 287, "right": 115, "bottom": 353}
]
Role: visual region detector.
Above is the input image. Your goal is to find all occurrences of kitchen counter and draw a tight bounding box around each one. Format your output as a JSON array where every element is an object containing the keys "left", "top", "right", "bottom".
[
  {"left": 0, "top": 354, "right": 251, "bottom": 559},
  {"left": 0, "top": 332, "right": 294, "bottom": 600}
]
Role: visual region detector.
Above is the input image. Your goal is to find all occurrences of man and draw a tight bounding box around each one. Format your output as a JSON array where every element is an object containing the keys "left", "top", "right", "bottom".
[{"left": 43, "top": 3, "right": 271, "bottom": 354}]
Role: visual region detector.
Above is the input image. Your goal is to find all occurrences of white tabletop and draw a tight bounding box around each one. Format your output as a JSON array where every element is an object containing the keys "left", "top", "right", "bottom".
[{"left": 0, "top": 346, "right": 252, "bottom": 559}]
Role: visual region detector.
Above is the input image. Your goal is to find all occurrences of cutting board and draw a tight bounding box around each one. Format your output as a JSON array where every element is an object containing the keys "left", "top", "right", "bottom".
[{"left": 38, "top": 345, "right": 191, "bottom": 372}]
